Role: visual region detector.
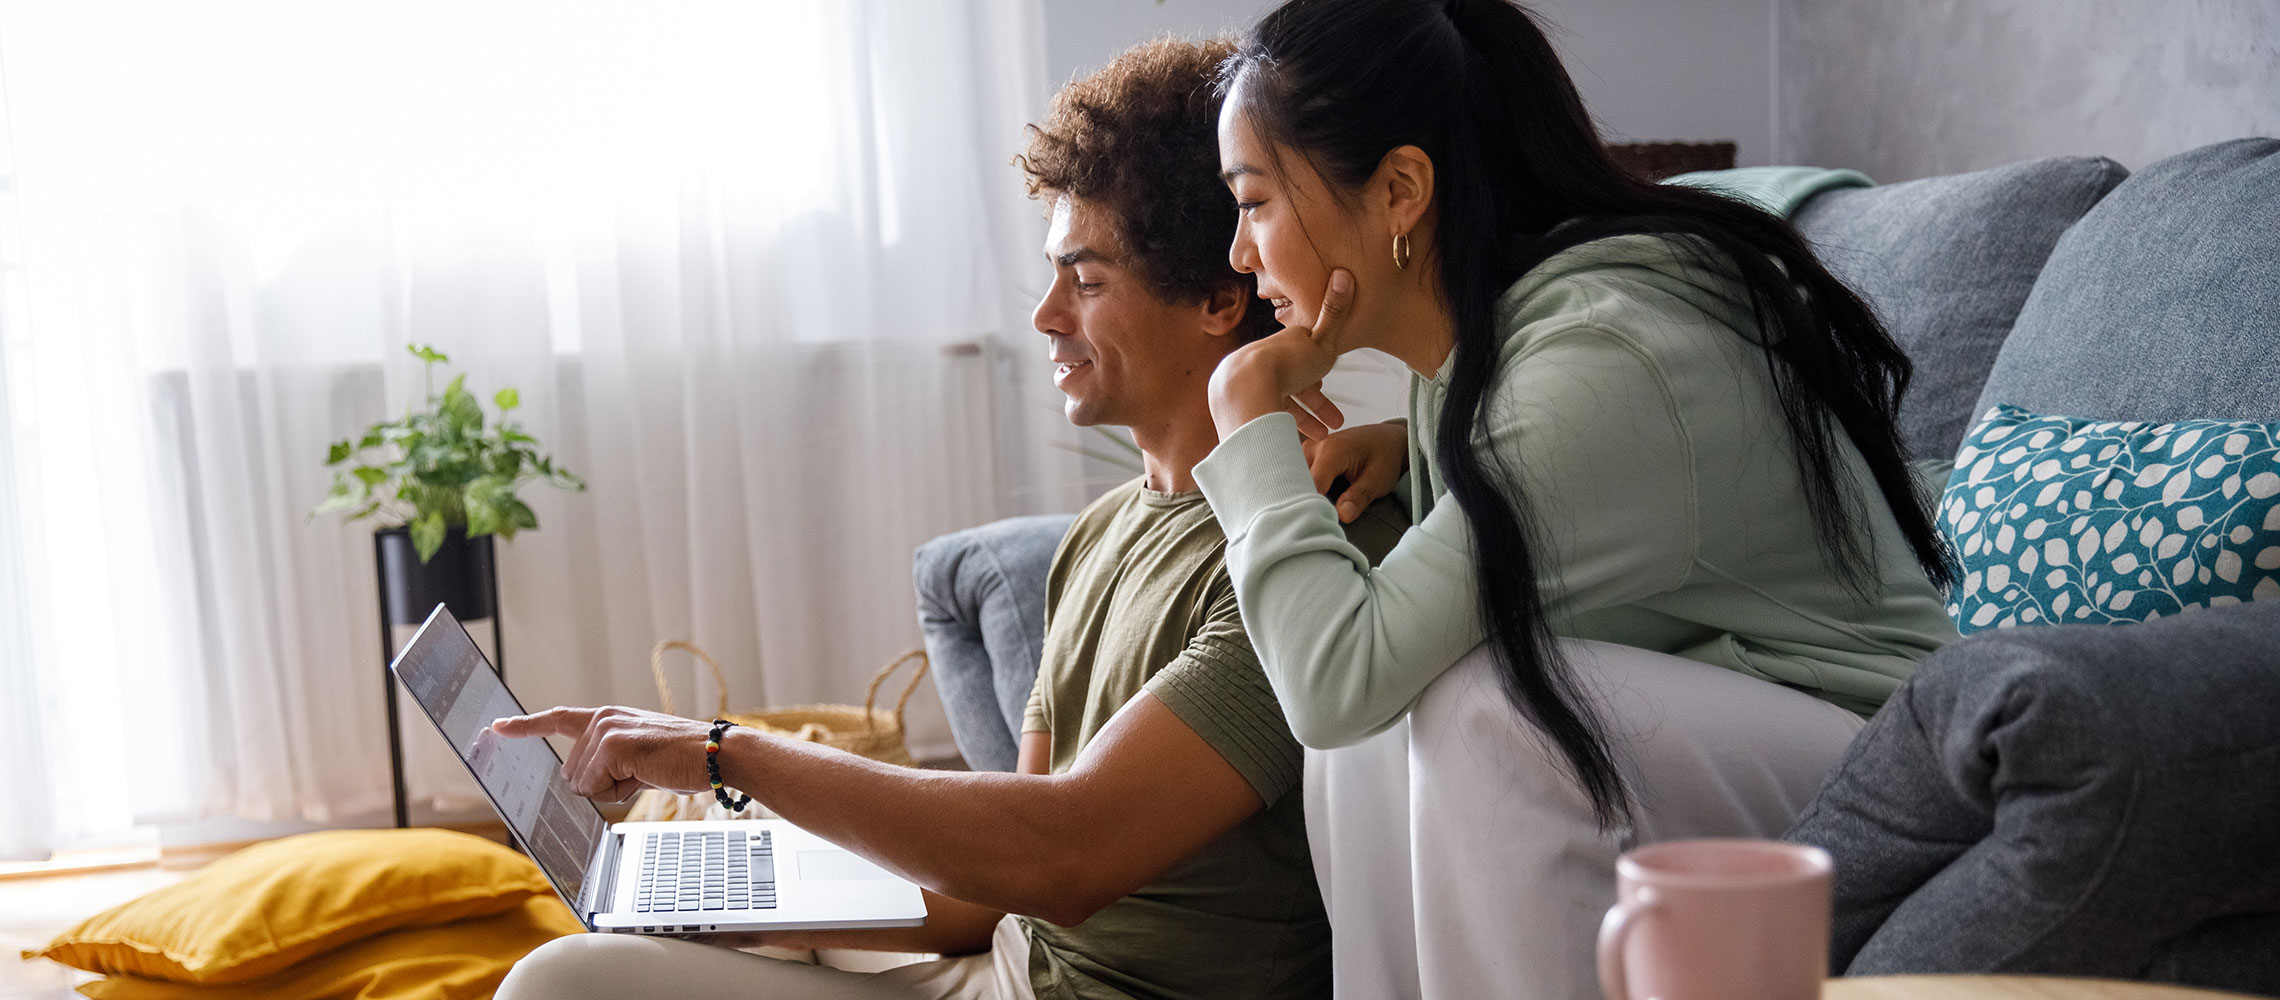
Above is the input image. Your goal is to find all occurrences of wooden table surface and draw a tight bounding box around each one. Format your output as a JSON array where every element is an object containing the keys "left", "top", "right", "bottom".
[{"left": 1825, "top": 976, "right": 2267, "bottom": 999}]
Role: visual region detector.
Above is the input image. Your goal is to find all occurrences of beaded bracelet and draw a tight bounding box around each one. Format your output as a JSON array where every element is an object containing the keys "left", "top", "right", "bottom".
[{"left": 706, "top": 719, "right": 753, "bottom": 812}]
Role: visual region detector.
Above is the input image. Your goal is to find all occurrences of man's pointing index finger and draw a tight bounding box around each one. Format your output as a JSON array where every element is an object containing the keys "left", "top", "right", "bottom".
[{"left": 491, "top": 706, "right": 596, "bottom": 739}]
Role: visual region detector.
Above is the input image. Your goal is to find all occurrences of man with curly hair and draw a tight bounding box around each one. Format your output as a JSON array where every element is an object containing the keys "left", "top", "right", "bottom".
[{"left": 493, "top": 37, "right": 1400, "bottom": 1000}]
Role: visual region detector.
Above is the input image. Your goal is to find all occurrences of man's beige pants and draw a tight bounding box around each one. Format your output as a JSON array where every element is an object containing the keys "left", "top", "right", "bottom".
[{"left": 495, "top": 912, "right": 1036, "bottom": 1000}]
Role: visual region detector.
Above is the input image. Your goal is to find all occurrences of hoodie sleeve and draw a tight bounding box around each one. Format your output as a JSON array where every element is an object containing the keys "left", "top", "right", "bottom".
[{"left": 1193, "top": 321, "right": 1700, "bottom": 748}]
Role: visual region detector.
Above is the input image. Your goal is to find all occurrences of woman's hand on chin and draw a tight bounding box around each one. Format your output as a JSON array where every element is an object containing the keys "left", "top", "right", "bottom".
[
  {"left": 1207, "top": 269, "right": 1355, "bottom": 441},
  {"left": 491, "top": 706, "right": 717, "bottom": 802}
]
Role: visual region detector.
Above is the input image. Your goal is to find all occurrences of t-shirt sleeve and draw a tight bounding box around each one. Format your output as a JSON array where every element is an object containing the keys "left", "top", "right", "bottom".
[
  {"left": 1142, "top": 577, "right": 1301, "bottom": 806},
  {"left": 1020, "top": 662, "right": 1050, "bottom": 735}
]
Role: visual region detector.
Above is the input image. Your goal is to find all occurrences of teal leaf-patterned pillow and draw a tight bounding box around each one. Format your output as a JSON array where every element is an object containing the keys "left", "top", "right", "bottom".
[{"left": 1940, "top": 404, "right": 2280, "bottom": 633}]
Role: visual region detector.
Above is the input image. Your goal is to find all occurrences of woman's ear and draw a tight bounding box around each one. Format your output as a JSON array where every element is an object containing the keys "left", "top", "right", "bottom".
[
  {"left": 1376, "top": 144, "right": 1436, "bottom": 237},
  {"left": 1200, "top": 281, "right": 1249, "bottom": 338}
]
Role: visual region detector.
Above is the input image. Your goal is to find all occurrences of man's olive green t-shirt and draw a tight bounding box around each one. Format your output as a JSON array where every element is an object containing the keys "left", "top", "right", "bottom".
[{"left": 1017, "top": 477, "right": 1403, "bottom": 1000}]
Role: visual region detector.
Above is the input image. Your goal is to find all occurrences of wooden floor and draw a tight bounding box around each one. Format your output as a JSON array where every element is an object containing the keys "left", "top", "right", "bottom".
[{"left": 1, "top": 863, "right": 193, "bottom": 999}]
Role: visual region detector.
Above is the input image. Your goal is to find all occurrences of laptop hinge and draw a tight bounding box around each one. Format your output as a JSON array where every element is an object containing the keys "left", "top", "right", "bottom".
[{"left": 582, "top": 830, "right": 622, "bottom": 920}]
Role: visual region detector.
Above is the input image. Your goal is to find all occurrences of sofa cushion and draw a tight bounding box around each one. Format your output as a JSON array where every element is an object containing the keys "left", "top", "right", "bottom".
[
  {"left": 1971, "top": 138, "right": 2280, "bottom": 425},
  {"left": 1938, "top": 404, "right": 2280, "bottom": 633},
  {"left": 1792, "top": 156, "right": 2127, "bottom": 460}
]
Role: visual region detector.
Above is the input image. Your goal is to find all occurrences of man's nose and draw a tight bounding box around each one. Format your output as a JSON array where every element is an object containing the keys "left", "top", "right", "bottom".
[{"left": 1031, "top": 286, "right": 1065, "bottom": 337}]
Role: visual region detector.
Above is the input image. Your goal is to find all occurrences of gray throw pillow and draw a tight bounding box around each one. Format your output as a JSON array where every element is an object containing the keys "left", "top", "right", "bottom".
[
  {"left": 1793, "top": 156, "right": 2127, "bottom": 461},
  {"left": 1972, "top": 138, "right": 2280, "bottom": 426}
]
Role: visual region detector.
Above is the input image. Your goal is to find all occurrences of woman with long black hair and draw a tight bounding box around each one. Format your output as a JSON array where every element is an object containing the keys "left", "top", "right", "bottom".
[{"left": 1189, "top": 0, "right": 1959, "bottom": 994}]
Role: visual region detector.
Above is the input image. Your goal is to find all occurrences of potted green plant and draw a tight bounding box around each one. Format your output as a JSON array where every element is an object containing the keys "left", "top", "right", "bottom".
[{"left": 313, "top": 344, "right": 585, "bottom": 626}]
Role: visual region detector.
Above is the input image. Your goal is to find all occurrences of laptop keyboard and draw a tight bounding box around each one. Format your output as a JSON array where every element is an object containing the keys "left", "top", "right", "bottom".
[{"left": 635, "top": 829, "right": 777, "bottom": 913}]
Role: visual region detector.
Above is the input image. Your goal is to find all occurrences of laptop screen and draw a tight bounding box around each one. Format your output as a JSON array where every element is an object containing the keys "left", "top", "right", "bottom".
[{"left": 390, "top": 606, "right": 609, "bottom": 914}]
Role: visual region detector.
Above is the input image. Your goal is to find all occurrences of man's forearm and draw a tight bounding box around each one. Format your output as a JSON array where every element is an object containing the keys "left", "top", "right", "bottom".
[
  {"left": 708, "top": 694, "right": 1264, "bottom": 928},
  {"left": 716, "top": 729, "right": 1087, "bottom": 922}
]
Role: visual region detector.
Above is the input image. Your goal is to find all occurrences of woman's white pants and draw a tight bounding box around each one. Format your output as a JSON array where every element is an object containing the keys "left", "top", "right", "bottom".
[{"left": 1306, "top": 639, "right": 1866, "bottom": 1000}]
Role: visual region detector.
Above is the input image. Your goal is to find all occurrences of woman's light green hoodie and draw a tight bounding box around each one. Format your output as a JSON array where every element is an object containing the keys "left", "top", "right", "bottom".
[{"left": 1192, "top": 234, "right": 1957, "bottom": 748}]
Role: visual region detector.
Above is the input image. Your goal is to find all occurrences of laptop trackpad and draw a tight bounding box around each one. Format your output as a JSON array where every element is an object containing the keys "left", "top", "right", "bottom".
[{"left": 797, "top": 850, "right": 894, "bottom": 881}]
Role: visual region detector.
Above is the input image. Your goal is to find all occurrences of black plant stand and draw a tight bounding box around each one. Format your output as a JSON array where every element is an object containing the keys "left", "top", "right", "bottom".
[{"left": 374, "top": 526, "right": 502, "bottom": 829}]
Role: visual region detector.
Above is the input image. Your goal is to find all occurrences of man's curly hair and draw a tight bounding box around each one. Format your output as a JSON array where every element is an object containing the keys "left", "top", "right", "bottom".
[{"left": 1015, "top": 37, "right": 1276, "bottom": 343}]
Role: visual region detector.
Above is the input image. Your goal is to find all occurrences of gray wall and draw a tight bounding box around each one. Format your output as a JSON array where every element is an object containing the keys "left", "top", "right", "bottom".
[
  {"left": 1042, "top": 0, "right": 1780, "bottom": 165},
  {"left": 1044, "top": 0, "right": 1277, "bottom": 89},
  {"left": 1531, "top": 0, "right": 1775, "bottom": 165},
  {"left": 1044, "top": 1, "right": 2280, "bottom": 183},
  {"left": 1779, "top": 0, "right": 2280, "bottom": 181}
]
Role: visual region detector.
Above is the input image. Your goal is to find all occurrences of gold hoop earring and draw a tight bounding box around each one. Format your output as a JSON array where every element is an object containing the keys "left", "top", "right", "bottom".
[{"left": 1392, "top": 232, "right": 1413, "bottom": 270}]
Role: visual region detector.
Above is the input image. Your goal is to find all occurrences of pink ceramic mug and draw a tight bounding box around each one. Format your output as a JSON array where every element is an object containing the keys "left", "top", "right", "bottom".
[{"left": 1597, "top": 838, "right": 1833, "bottom": 1000}]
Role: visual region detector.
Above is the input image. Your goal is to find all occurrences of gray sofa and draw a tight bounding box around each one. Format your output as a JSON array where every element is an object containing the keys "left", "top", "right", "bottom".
[{"left": 909, "top": 139, "right": 2280, "bottom": 985}]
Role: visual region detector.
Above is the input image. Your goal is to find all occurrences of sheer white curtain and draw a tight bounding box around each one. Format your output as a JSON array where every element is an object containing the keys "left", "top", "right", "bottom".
[
  {"left": 0, "top": 0, "right": 1078, "bottom": 854},
  {"left": 0, "top": 225, "right": 53, "bottom": 860}
]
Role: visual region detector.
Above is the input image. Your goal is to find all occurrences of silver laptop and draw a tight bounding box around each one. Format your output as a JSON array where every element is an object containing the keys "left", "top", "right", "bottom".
[{"left": 390, "top": 605, "right": 928, "bottom": 934}]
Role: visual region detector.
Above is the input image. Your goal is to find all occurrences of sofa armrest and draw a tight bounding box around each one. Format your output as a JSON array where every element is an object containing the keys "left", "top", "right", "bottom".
[
  {"left": 1789, "top": 598, "right": 2280, "bottom": 984},
  {"left": 912, "top": 514, "right": 1077, "bottom": 772}
]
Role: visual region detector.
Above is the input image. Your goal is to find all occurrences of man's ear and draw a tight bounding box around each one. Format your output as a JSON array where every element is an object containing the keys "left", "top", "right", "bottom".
[
  {"left": 1376, "top": 144, "right": 1435, "bottom": 238},
  {"left": 1199, "top": 281, "right": 1249, "bottom": 339}
]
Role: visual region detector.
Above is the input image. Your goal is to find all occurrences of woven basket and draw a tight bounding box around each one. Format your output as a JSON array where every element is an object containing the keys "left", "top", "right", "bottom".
[{"left": 623, "top": 641, "right": 929, "bottom": 822}]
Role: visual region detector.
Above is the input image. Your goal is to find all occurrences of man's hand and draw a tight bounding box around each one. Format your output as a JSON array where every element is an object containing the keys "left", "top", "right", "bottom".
[
  {"left": 1304, "top": 421, "right": 1408, "bottom": 522},
  {"left": 491, "top": 707, "right": 715, "bottom": 802},
  {"left": 1207, "top": 268, "right": 1356, "bottom": 441}
]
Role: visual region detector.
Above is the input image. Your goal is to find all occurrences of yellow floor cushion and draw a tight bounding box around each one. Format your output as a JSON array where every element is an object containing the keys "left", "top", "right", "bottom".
[
  {"left": 74, "top": 895, "right": 585, "bottom": 1000},
  {"left": 24, "top": 828, "right": 557, "bottom": 986}
]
